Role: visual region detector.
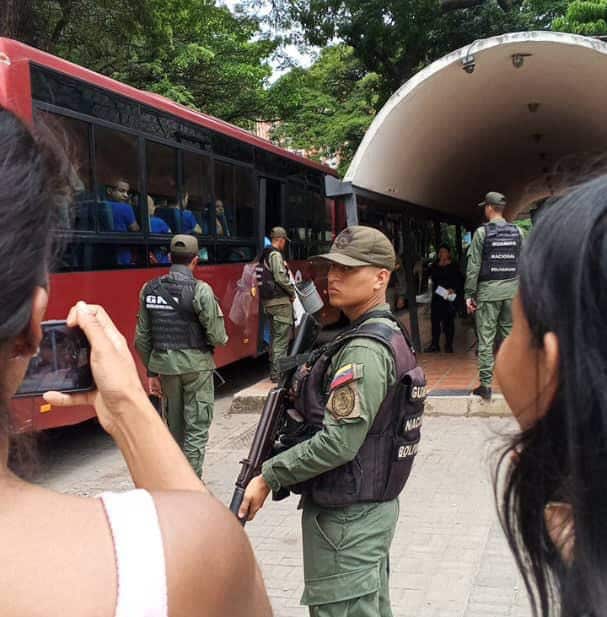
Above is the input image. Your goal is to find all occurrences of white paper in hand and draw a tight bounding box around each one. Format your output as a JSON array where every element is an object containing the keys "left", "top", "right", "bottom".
[{"left": 435, "top": 285, "right": 449, "bottom": 299}]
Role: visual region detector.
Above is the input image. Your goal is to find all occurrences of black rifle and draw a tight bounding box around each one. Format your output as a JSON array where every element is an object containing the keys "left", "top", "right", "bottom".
[{"left": 229, "top": 311, "right": 319, "bottom": 523}]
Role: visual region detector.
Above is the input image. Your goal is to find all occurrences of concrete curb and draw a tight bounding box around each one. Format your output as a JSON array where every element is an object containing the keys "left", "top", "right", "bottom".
[{"left": 230, "top": 384, "right": 510, "bottom": 417}]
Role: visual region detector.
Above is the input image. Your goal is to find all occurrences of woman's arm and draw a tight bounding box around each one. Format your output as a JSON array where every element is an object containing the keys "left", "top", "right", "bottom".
[
  {"left": 44, "top": 302, "right": 204, "bottom": 493},
  {"left": 155, "top": 491, "right": 273, "bottom": 617}
]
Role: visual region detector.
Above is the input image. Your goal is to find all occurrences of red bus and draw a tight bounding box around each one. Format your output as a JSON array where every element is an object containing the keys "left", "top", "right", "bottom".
[{"left": 0, "top": 38, "right": 344, "bottom": 432}]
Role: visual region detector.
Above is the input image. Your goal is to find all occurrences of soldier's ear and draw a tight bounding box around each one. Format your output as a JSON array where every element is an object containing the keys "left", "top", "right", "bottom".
[{"left": 374, "top": 268, "right": 390, "bottom": 291}]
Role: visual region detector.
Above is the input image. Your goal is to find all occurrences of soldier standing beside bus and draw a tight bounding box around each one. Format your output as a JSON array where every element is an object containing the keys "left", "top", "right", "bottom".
[
  {"left": 259, "top": 226, "right": 295, "bottom": 382},
  {"left": 465, "top": 192, "right": 523, "bottom": 401},
  {"left": 135, "top": 234, "right": 228, "bottom": 477},
  {"left": 241, "top": 226, "right": 425, "bottom": 617}
]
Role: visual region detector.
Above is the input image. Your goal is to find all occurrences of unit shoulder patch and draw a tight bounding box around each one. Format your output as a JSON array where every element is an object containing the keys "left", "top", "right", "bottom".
[
  {"left": 327, "top": 384, "right": 360, "bottom": 420},
  {"left": 329, "top": 363, "right": 364, "bottom": 391}
]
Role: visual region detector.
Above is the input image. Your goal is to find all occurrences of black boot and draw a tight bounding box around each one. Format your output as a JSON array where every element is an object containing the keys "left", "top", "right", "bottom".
[
  {"left": 445, "top": 343, "right": 454, "bottom": 353},
  {"left": 471, "top": 384, "right": 492, "bottom": 401},
  {"left": 424, "top": 344, "right": 440, "bottom": 353}
]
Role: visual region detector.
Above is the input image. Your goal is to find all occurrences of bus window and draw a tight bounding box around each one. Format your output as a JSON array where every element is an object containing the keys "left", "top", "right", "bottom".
[
  {"left": 234, "top": 166, "right": 256, "bottom": 239},
  {"left": 183, "top": 151, "right": 212, "bottom": 235},
  {"left": 34, "top": 110, "right": 93, "bottom": 230},
  {"left": 215, "top": 244, "right": 256, "bottom": 263},
  {"left": 285, "top": 184, "right": 331, "bottom": 259},
  {"left": 214, "top": 161, "right": 234, "bottom": 238},
  {"left": 94, "top": 126, "right": 141, "bottom": 236},
  {"left": 56, "top": 241, "right": 146, "bottom": 271},
  {"left": 309, "top": 192, "right": 332, "bottom": 256},
  {"left": 146, "top": 141, "right": 181, "bottom": 235},
  {"left": 215, "top": 162, "right": 256, "bottom": 240}
]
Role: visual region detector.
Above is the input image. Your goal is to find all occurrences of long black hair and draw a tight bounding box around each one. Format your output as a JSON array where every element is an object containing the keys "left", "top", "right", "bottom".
[
  {"left": 496, "top": 175, "right": 607, "bottom": 617},
  {"left": 0, "top": 108, "right": 71, "bottom": 433}
]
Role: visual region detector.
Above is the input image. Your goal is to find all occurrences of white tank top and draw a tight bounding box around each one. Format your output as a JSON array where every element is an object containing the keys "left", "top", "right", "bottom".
[{"left": 100, "top": 489, "right": 168, "bottom": 617}]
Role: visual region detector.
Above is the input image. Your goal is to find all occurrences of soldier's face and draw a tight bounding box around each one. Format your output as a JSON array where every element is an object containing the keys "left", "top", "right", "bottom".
[
  {"left": 328, "top": 264, "right": 388, "bottom": 309},
  {"left": 495, "top": 294, "right": 559, "bottom": 430}
]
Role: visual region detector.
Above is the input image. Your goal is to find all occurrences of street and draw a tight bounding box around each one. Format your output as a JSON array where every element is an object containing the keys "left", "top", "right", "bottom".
[{"left": 35, "top": 358, "right": 531, "bottom": 617}]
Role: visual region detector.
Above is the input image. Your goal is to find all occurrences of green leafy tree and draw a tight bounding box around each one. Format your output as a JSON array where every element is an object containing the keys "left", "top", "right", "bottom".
[
  {"left": 269, "top": 45, "right": 379, "bottom": 174},
  {"left": 2, "top": 0, "right": 277, "bottom": 126},
  {"left": 552, "top": 0, "right": 607, "bottom": 34},
  {"left": 263, "top": 0, "right": 551, "bottom": 104}
]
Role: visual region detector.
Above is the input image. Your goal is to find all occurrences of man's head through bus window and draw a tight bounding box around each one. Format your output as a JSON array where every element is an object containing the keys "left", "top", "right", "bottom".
[{"left": 107, "top": 179, "right": 130, "bottom": 204}]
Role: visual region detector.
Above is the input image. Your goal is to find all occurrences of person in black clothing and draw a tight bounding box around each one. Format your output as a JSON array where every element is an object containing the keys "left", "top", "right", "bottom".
[{"left": 425, "top": 244, "right": 463, "bottom": 353}]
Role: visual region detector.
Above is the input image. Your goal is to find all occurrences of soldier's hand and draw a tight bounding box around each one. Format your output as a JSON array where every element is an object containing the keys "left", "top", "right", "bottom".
[
  {"left": 466, "top": 298, "right": 477, "bottom": 314},
  {"left": 239, "top": 475, "right": 271, "bottom": 521},
  {"left": 148, "top": 376, "right": 163, "bottom": 397}
]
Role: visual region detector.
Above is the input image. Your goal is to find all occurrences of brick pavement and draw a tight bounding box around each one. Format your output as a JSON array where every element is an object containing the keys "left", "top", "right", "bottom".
[
  {"left": 206, "top": 413, "right": 531, "bottom": 617},
  {"left": 40, "top": 405, "right": 531, "bottom": 617}
]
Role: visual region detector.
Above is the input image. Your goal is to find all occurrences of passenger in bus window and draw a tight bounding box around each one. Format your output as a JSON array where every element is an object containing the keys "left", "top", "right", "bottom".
[
  {"left": 106, "top": 179, "right": 140, "bottom": 233},
  {"left": 215, "top": 199, "right": 231, "bottom": 236},
  {"left": 106, "top": 179, "right": 140, "bottom": 266},
  {"left": 148, "top": 195, "right": 171, "bottom": 234},
  {"left": 0, "top": 109, "right": 271, "bottom": 617},
  {"left": 179, "top": 192, "right": 202, "bottom": 235}
]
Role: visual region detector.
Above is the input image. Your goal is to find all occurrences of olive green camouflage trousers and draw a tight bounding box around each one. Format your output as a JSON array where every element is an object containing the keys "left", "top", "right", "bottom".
[
  {"left": 159, "top": 370, "right": 214, "bottom": 478},
  {"left": 476, "top": 299, "right": 513, "bottom": 386},
  {"left": 264, "top": 302, "right": 293, "bottom": 381},
  {"left": 301, "top": 499, "right": 399, "bottom": 617}
]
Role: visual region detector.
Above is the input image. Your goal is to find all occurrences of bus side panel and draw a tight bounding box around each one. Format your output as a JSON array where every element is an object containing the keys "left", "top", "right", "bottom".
[
  {"left": 0, "top": 41, "right": 33, "bottom": 123},
  {"left": 17, "top": 263, "right": 259, "bottom": 431}
]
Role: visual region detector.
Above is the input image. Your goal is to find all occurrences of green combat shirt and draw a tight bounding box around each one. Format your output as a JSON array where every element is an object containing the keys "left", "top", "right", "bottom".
[
  {"left": 261, "top": 306, "right": 397, "bottom": 492},
  {"left": 134, "top": 272, "right": 228, "bottom": 375},
  {"left": 263, "top": 249, "right": 295, "bottom": 308},
  {"left": 464, "top": 218, "right": 523, "bottom": 302}
]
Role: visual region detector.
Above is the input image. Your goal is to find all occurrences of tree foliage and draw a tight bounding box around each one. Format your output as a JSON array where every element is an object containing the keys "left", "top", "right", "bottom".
[
  {"left": 263, "top": 0, "right": 551, "bottom": 104},
  {"left": 269, "top": 45, "right": 379, "bottom": 174},
  {"left": 552, "top": 0, "right": 607, "bottom": 34},
  {"left": 1, "top": 0, "right": 277, "bottom": 125}
]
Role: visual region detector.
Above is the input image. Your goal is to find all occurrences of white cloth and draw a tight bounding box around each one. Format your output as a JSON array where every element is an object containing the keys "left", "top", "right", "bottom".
[
  {"left": 100, "top": 489, "right": 168, "bottom": 617},
  {"left": 288, "top": 270, "right": 305, "bottom": 326}
]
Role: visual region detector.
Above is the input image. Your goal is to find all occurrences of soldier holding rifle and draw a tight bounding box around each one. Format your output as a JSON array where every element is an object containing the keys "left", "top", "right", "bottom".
[{"left": 234, "top": 226, "right": 426, "bottom": 617}]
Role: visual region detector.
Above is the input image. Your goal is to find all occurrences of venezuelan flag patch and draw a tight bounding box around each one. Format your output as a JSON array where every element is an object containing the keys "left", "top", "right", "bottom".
[{"left": 330, "top": 363, "right": 364, "bottom": 390}]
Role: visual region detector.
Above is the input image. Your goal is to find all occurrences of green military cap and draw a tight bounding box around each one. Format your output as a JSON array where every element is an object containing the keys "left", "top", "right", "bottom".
[
  {"left": 478, "top": 191, "right": 507, "bottom": 207},
  {"left": 170, "top": 234, "right": 199, "bottom": 255},
  {"left": 313, "top": 225, "right": 396, "bottom": 271},
  {"left": 270, "top": 226, "right": 289, "bottom": 240}
]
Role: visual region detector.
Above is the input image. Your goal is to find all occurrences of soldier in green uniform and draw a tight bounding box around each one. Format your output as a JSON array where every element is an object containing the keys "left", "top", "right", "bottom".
[
  {"left": 259, "top": 226, "right": 295, "bottom": 382},
  {"left": 465, "top": 192, "right": 523, "bottom": 400},
  {"left": 135, "top": 234, "right": 228, "bottom": 477},
  {"left": 240, "top": 226, "right": 426, "bottom": 617}
]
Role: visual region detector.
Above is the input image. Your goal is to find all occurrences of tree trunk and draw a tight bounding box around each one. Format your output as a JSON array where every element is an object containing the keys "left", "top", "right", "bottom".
[{"left": 0, "top": 0, "right": 35, "bottom": 43}]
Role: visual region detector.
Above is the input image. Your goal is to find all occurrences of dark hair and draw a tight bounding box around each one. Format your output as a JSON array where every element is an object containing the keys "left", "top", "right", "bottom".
[
  {"left": 170, "top": 253, "right": 197, "bottom": 265},
  {"left": 495, "top": 175, "right": 607, "bottom": 617},
  {"left": 438, "top": 243, "right": 451, "bottom": 253},
  {"left": 0, "top": 109, "right": 71, "bottom": 434}
]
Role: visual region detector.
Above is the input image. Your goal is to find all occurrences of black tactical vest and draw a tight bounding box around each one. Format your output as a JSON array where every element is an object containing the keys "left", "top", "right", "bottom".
[
  {"left": 256, "top": 248, "right": 289, "bottom": 301},
  {"left": 478, "top": 222, "right": 522, "bottom": 282},
  {"left": 289, "top": 312, "right": 426, "bottom": 507},
  {"left": 143, "top": 268, "right": 211, "bottom": 352}
]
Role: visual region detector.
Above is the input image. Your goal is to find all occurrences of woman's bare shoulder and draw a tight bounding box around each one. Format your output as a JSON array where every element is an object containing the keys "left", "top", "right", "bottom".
[
  {"left": 0, "top": 482, "right": 116, "bottom": 617},
  {"left": 151, "top": 490, "right": 272, "bottom": 617}
]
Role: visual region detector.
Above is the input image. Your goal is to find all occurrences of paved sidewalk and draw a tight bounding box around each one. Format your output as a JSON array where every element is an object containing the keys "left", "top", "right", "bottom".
[
  {"left": 206, "top": 414, "right": 531, "bottom": 617},
  {"left": 39, "top": 406, "right": 531, "bottom": 617}
]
